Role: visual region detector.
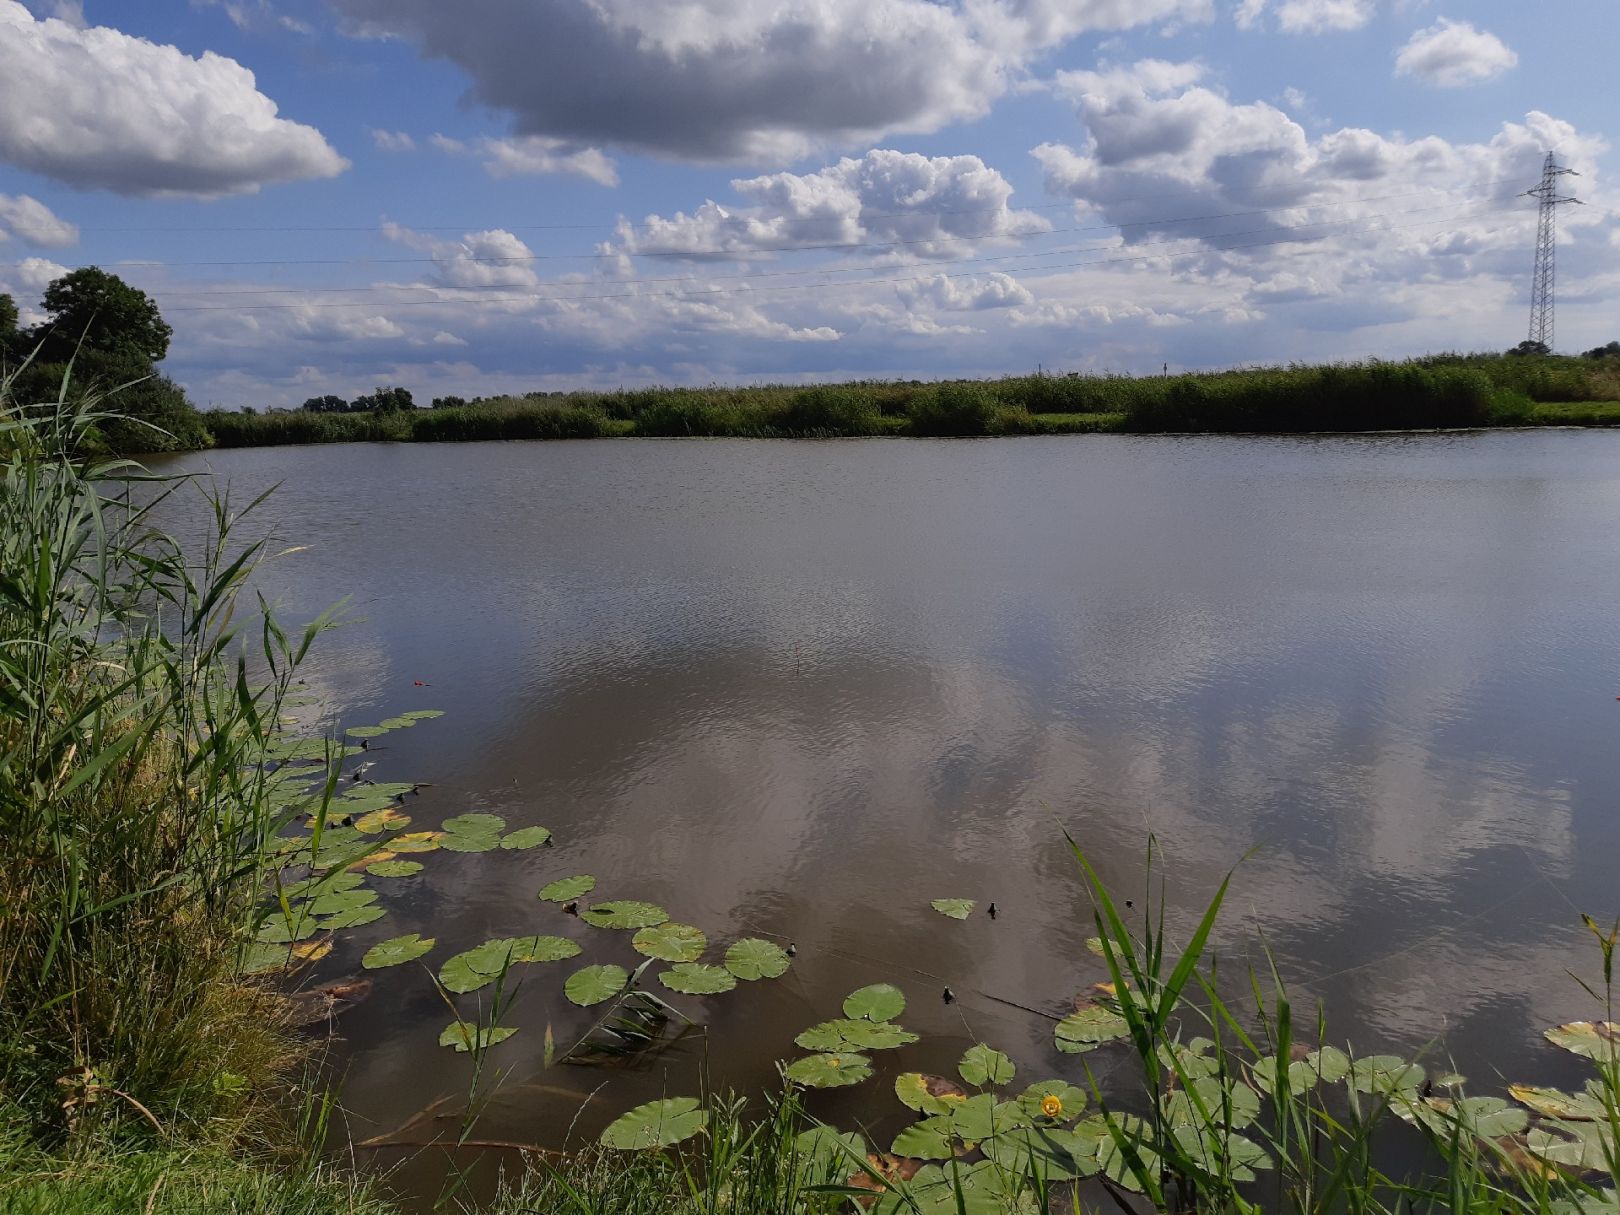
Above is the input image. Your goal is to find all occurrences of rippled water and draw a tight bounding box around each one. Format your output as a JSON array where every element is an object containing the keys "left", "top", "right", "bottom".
[{"left": 149, "top": 432, "right": 1620, "bottom": 1191}]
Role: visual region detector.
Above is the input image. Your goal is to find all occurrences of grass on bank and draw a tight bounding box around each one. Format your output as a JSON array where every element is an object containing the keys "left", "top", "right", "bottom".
[{"left": 191, "top": 353, "right": 1620, "bottom": 449}]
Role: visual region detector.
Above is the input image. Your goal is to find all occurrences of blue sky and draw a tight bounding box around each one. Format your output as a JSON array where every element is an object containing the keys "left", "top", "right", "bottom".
[{"left": 0, "top": 0, "right": 1614, "bottom": 406}]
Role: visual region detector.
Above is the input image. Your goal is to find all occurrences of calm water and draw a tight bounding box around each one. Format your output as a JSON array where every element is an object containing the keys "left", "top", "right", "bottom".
[{"left": 150, "top": 432, "right": 1620, "bottom": 1186}]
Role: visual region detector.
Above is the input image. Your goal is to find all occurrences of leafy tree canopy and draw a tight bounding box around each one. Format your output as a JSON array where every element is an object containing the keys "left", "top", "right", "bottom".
[
  {"left": 1508, "top": 339, "right": 1551, "bottom": 358},
  {"left": 1581, "top": 341, "right": 1620, "bottom": 360},
  {"left": 34, "top": 267, "right": 172, "bottom": 364},
  {"left": 353, "top": 385, "right": 414, "bottom": 413}
]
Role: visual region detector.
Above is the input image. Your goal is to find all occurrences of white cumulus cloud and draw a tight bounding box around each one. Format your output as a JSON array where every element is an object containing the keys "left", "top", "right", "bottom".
[
  {"left": 0, "top": 194, "right": 77, "bottom": 246},
  {"left": 381, "top": 224, "right": 541, "bottom": 289},
  {"left": 429, "top": 134, "right": 618, "bottom": 187},
  {"left": 611, "top": 150, "right": 1049, "bottom": 262},
  {"left": 330, "top": 0, "right": 1210, "bottom": 161},
  {"left": 1236, "top": 0, "right": 1375, "bottom": 33},
  {"left": 1395, "top": 19, "right": 1518, "bottom": 88},
  {"left": 0, "top": 1, "right": 347, "bottom": 197}
]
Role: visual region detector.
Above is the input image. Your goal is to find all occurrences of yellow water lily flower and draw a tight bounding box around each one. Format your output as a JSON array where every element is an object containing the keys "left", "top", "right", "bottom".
[{"left": 1040, "top": 1094, "right": 1064, "bottom": 1118}]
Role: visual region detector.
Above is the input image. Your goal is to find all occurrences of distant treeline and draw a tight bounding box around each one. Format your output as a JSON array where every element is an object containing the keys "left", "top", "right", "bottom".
[{"left": 200, "top": 353, "right": 1620, "bottom": 448}]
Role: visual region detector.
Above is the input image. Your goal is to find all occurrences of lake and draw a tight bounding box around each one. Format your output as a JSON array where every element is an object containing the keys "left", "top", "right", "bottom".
[{"left": 149, "top": 431, "right": 1620, "bottom": 1192}]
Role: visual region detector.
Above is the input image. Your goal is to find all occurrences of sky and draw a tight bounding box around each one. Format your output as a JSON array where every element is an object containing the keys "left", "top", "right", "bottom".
[{"left": 0, "top": 0, "right": 1615, "bottom": 407}]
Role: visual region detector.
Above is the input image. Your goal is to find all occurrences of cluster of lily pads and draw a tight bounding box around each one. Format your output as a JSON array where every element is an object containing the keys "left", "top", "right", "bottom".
[{"left": 597, "top": 980, "right": 1618, "bottom": 1213}]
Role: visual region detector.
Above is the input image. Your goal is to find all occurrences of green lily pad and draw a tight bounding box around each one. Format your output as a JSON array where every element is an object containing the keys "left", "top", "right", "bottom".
[
  {"left": 600, "top": 1097, "right": 708, "bottom": 1150},
  {"left": 931, "top": 899, "right": 975, "bottom": 920},
  {"left": 1546, "top": 1022, "right": 1620, "bottom": 1062},
  {"left": 1166, "top": 1077, "right": 1261, "bottom": 1130},
  {"left": 1085, "top": 936, "right": 1107, "bottom": 957},
  {"left": 344, "top": 725, "right": 390, "bottom": 739},
  {"left": 443, "top": 813, "right": 506, "bottom": 835},
  {"left": 959, "top": 1043, "right": 1015, "bottom": 1088},
  {"left": 256, "top": 915, "right": 318, "bottom": 944},
  {"left": 362, "top": 934, "right": 436, "bottom": 969},
  {"left": 582, "top": 901, "right": 669, "bottom": 930},
  {"left": 366, "top": 860, "right": 424, "bottom": 878},
  {"left": 242, "top": 942, "right": 295, "bottom": 975},
  {"left": 565, "top": 964, "right": 630, "bottom": 1007},
  {"left": 281, "top": 872, "right": 364, "bottom": 898},
  {"left": 401, "top": 709, "right": 444, "bottom": 720},
  {"left": 981, "top": 1124, "right": 1102, "bottom": 1182},
  {"left": 1251, "top": 1046, "right": 1351, "bottom": 1094},
  {"left": 1349, "top": 1056, "right": 1425, "bottom": 1096},
  {"left": 438, "top": 1021, "right": 518, "bottom": 1053},
  {"left": 539, "top": 875, "right": 596, "bottom": 902},
  {"left": 439, "top": 833, "right": 501, "bottom": 853},
  {"left": 658, "top": 963, "right": 736, "bottom": 995},
  {"left": 785, "top": 1053, "right": 873, "bottom": 1089},
  {"left": 1019, "top": 1079, "right": 1087, "bottom": 1122},
  {"left": 891, "top": 1117, "right": 956, "bottom": 1161},
  {"left": 795, "top": 1019, "right": 918, "bottom": 1052},
  {"left": 507, "top": 934, "right": 582, "bottom": 963},
  {"left": 501, "top": 826, "right": 552, "bottom": 850},
  {"left": 794, "top": 1126, "right": 869, "bottom": 1184},
  {"left": 1055, "top": 1005, "right": 1129, "bottom": 1053},
  {"left": 896, "top": 1072, "right": 970, "bottom": 1116},
  {"left": 1093, "top": 1114, "right": 1160, "bottom": 1192},
  {"left": 724, "top": 938, "right": 790, "bottom": 981},
  {"left": 843, "top": 983, "right": 905, "bottom": 1022},
  {"left": 319, "top": 905, "right": 388, "bottom": 930},
  {"left": 1526, "top": 1122, "right": 1618, "bottom": 1172},
  {"left": 306, "top": 888, "right": 379, "bottom": 916},
  {"left": 438, "top": 939, "right": 524, "bottom": 993},
  {"left": 632, "top": 922, "right": 707, "bottom": 963},
  {"left": 1395, "top": 1095, "right": 1527, "bottom": 1140}
]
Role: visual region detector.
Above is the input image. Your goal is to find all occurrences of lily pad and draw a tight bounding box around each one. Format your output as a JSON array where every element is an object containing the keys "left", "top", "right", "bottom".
[
  {"left": 724, "top": 938, "right": 791, "bottom": 981},
  {"left": 566, "top": 964, "right": 630, "bottom": 1007},
  {"left": 389, "top": 831, "right": 444, "bottom": 853},
  {"left": 582, "top": 901, "right": 670, "bottom": 930},
  {"left": 443, "top": 812, "right": 505, "bottom": 834},
  {"left": 402, "top": 709, "right": 444, "bottom": 720},
  {"left": 1546, "top": 1022, "right": 1620, "bottom": 1062},
  {"left": 658, "top": 963, "right": 736, "bottom": 995},
  {"left": 1395, "top": 1095, "right": 1527, "bottom": 1140},
  {"left": 981, "top": 1124, "right": 1101, "bottom": 1182},
  {"left": 843, "top": 983, "right": 906, "bottom": 1022},
  {"left": 1054, "top": 1004, "right": 1129, "bottom": 1053},
  {"left": 785, "top": 1053, "right": 873, "bottom": 1089},
  {"left": 438, "top": 939, "right": 524, "bottom": 993},
  {"left": 257, "top": 915, "right": 318, "bottom": 943},
  {"left": 438, "top": 1021, "right": 518, "bottom": 1053},
  {"left": 796, "top": 1019, "right": 918, "bottom": 1052},
  {"left": 1526, "top": 1123, "right": 1618, "bottom": 1173},
  {"left": 632, "top": 922, "right": 707, "bottom": 963},
  {"left": 1349, "top": 1056, "right": 1425, "bottom": 1096},
  {"left": 931, "top": 899, "right": 975, "bottom": 920},
  {"left": 319, "top": 905, "right": 388, "bottom": 929},
  {"left": 501, "top": 826, "right": 552, "bottom": 850},
  {"left": 1019, "top": 1079, "right": 1087, "bottom": 1123},
  {"left": 307, "top": 888, "right": 379, "bottom": 916},
  {"left": 1509, "top": 1083, "right": 1612, "bottom": 1121},
  {"left": 440, "top": 833, "right": 501, "bottom": 854},
  {"left": 600, "top": 1097, "right": 708, "bottom": 1150},
  {"left": 344, "top": 725, "right": 390, "bottom": 739},
  {"left": 355, "top": 807, "right": 411, "bottom": 834},
  {"left": 959, "top": 1043, "right": 1015, "bottom": 1088},
  {"left": 896, "top": 1072, "right": 970, "bottom": 1117},
  {"left": 362, "top": 934, "right": 436, "bottom": 969},
  {"left": 282, "top": 872, "right": 363, "bottom": 898},
  {"left": 366, "top": 860, "right": 424, "bottom": 878},
  {"left": 1251, "top": 1046, "right": 1351, "bottom": 1094},
  {"left": 539, "top": 875, "right": 596, "bottom": 902},
  {"left": 1166, "top": 1077, "right": 1261, "bottom": 1130},
  {"left": 891, "top": 1118, "right": 956, "bottom": 1161},
  {"left": 507, "top": 934, "right": 582, "bottom": 963}
]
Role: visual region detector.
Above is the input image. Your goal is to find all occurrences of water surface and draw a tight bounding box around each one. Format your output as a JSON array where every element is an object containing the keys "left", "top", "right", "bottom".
[{"left": 150, "top": 433, "right": 1620, "bottom": 1182}]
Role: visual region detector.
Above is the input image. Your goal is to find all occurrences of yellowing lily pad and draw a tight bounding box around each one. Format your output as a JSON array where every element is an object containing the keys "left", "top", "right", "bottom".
[
  {"left": 390, "top": 831, "right": 444, "bottom": 853},
  {"left": 931, "top": 899, "right": 975, "bottom": 920},
  {"left": 1546, "top": 1022, "right": 1620, "bottom": 1062},
  {"left": 895, "top": 1072, "right": 969, "bottom": 1116},
  {"left": 355, "top": 807, "right": 411, "bottom": 834}
]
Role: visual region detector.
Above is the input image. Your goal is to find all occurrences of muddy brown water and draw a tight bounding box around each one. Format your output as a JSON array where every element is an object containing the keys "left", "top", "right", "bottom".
[{"left": 148, "top": 432, "right": 1620, "bottom": 1199}]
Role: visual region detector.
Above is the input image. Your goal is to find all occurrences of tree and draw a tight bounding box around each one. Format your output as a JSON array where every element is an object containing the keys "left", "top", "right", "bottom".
[
  {"left": 32, "top": 267, "right": 172, "bottom": 364},
  {"left": 431, "top": 395, "right": 467, "bottom": 410},
  {"left": 1582, "top": 341, "right": 1620, "bottom": 360},
  {"left": 1507, "top": 339, "right": 1551, "bottom": 358},
  {"left": 352, "top": 385, "right": 414, "bottom": 413},
  {"left": 301, "top": 394, "right": 350, "bottom": 413},
  {"left": 0, "top": 293, "right": 17, "bottom": 354}
]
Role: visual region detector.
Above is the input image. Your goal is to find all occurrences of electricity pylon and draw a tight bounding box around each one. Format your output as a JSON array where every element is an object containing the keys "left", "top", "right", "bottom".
[{"left": 1523, "top": 151, "right": 1581, "bottom": 350}]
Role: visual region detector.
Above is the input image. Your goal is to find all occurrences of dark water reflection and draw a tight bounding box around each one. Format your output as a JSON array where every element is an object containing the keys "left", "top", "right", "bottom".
[{"left": 148, "top": 433, "right": 1620, "bottom": 1188}]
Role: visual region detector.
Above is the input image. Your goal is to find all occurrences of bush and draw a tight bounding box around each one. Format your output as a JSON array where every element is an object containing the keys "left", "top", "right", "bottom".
[
  {"left": 771, "top": 386, "right": 882, "bottom": 436},
  {"left": 906, "top": 381, "right": 1007, "bottom": 436},
  {"left": 408, "top": 401, "right": 610, "bottom": 441}
]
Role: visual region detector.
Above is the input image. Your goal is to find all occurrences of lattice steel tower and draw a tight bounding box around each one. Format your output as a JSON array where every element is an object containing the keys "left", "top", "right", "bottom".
[{"left": 1524, "top": 151, "right": 1581, "bottom": 350}]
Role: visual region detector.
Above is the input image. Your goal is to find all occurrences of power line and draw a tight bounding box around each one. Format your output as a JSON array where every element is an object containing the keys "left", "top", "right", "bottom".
[
  {"left": 148, "top": 194, "right": 1523, "bottom": 304},
  {"left": 161, "top": 206, "right": 1517, "bottom": 314}
]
